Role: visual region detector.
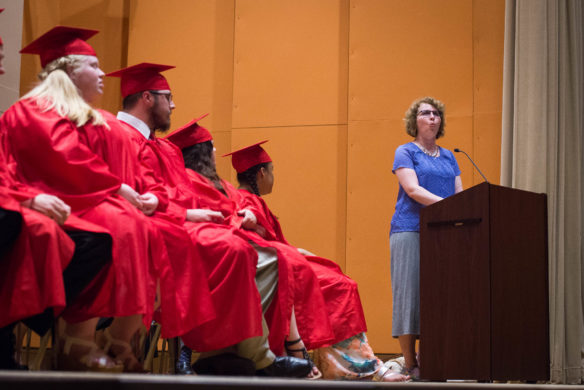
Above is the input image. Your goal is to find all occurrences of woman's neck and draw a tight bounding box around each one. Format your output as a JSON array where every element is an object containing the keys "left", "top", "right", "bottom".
[
  {"left": 239, "top": 183, "right": 254, "bottom": 193},
  {"left": 414, "top": 137, "right": 437, "bottom": 151}
]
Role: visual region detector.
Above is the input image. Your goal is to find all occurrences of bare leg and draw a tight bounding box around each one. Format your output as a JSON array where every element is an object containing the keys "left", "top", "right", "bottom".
[
  {"left": 398, "top": 334, "right": 417, "bottom": 369},
  {"left": 286, "top": 308, "right": 321, "bottom": 378},
  {"left": 59, "top": 318, "right": 120, "bottom": 370},
  {"left": 64, "top": 318, "right": 99, "bottom": 340},
  {"left": 288, "top": 310, "right": 300, "bottom": 340},
  {"left": 100, "top": 315, "right": 144, "bottom": 372},
  {"left": 108, "top": 315, "right": 142, "bottom": 342}
]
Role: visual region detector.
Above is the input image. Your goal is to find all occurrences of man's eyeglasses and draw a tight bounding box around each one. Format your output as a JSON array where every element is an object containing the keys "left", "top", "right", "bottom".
[
  {"left": 417, "top": 110, "right": 441, "bottom": 117},
  {"left": 149, "top": 91, "right": 173, "bottom": 103}
]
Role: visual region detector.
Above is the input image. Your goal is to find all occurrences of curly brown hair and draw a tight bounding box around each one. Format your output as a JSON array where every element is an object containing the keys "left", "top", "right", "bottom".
[
  {"left": 403, "top": 96, "right": 446, "bottom": 139},
  {"left": 182, "top": 141, "right": 226, "bottom": 195}
]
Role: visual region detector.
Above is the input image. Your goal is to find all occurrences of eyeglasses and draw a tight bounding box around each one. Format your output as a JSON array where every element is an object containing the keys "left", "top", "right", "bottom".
[
  {"left": 417, "top": 110, "right": 441, "bottom": 117},
  {"left": 149, "top": 91, "right": 173, "bottom": 103}
]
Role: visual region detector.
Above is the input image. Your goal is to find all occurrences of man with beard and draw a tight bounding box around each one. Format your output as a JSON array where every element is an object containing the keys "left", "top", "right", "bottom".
[{"left": 106, "top": 63, "right": 311, "bottom": 378}]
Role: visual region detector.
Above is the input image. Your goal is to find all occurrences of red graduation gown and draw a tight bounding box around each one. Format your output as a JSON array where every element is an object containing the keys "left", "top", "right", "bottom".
[
  {"left": 0, "top": 154, "right": 76, "bottom": 328},
  {"left": 119, "top": 121, "right": 263, "bottom": 351},
  {"left": 237, "top": 189, "right": 368, "bottom": 344},
  {"left": 79, "top": 112, "right": 215, "bottom": 338},
  {"left": 0, "top": 99, "right": 158, "bottom": 325},
  {"left": 185, "top": 170, "right": 335, "bottom": 355}
]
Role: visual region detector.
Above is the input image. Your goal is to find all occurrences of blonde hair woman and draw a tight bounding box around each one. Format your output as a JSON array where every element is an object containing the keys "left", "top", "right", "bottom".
[{"left": 0, "top": 26, "right": 163, "bottom": 372}]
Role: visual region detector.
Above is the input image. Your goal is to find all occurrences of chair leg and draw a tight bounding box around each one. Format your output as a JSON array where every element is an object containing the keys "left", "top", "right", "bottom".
[
  {"left": 159, "top": 338, "right": 168, "bottom": 374},
  {"left": 168, "top": 337, "right": 179, "bottom": 374},
  {"left": 12, "top": 324, "right": 26, "bottom": 368},
  {"left": 30, "top": 331, "right": 50, "bottom": 371},
  {"left": 143, "top": 322, "right": 161, "bottom": 372},
  {"left": 24, "top": 327, "right": 32, "bottom": 368}
]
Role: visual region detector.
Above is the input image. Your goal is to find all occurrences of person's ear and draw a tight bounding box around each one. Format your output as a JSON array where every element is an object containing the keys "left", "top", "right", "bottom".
[
  {"left": 142, "top": 91, "right": 154, "bottom": 107},
  {"left": 260, "top": 167, "right": 268, "bottom": 179},
  {"left": 255, "top": 168, "right": 265, "bottom": 183}
]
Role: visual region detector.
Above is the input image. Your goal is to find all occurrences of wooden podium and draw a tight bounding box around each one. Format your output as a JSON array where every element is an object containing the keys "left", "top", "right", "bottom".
[{"left": 419, "top": 182, "right": 549, "bottom": 381}]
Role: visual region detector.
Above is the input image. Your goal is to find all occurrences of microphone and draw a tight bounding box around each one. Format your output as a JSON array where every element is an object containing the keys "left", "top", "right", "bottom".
[{"left": 454, "top": 148, "right": 489, "bottom": 183}]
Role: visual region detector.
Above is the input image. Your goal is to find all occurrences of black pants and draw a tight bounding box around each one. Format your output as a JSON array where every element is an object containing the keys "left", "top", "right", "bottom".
[
  {"left": 0, "top": 208, "right": 23, "bottom": 260},
  {"left": 22, "top": 231, "right": 113, "bottom": 335},
  {"left": 0, "top": 227, "right": 112, "bottom": 368},
  {"left": 0, "top": 208, "right": 23, "bottom": 368}
]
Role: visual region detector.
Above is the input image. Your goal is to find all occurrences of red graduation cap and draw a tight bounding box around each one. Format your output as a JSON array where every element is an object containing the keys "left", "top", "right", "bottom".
[
  {"left": 223, "top": 140, "right": 272, "bottom": 173},
  {"left": 0, "top": 9, "right": 4, "bottom": 46},
  {"left": 165, "top": 113, "right": 211, "bottom": 149},
  {"left": 20, "top": 26, "right": 98, "bottom": 68},
  {"left": 106, "top": 62, "right": 175, "bottom": 98}
]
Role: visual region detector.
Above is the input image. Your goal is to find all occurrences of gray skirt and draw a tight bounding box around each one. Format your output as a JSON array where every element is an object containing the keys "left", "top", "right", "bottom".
[{"left": 390, "top": 231, "right": 420, "bottom": 337}]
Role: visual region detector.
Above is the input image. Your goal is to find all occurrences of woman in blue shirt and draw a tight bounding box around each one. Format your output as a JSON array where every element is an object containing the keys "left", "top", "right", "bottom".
[{"left": 390, "top": 97, "right": 463, "bottom": 379}]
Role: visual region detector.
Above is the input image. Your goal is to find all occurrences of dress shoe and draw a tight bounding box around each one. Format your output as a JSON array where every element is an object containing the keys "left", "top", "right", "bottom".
[
  {"left": 256, "top": 356, "right": 312, "bottom": 378},
  {"left": 175, "top": 346, "right": 194, "bottom": 375},
  {"left": 176, "top": 361, "right": 195, "bottom": 375},
  {"left": 192, "top": 353, "right": 255, "bottom": 376}
]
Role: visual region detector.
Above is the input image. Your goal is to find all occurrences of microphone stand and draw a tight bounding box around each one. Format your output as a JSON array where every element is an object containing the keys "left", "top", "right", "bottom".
[{"left": 454, "top": 148, "right": 489, "bottom": 183}]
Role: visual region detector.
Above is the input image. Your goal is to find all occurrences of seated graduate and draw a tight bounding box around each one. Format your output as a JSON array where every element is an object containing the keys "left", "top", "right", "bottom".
[
  {"left": 224, "top": 141, "right": 408, "bottom": 382},
  {"left": 0, "top": 26, "right": 173, "bottom": 372},
  {"left": 60, "top": 65, "right": 216, "bottom": 354},
  {"left": 0, "top": 22, "right": 113, "bottom": 372},
  {"left": 105, "top": 63, "right": 312, "bottom": 378},
  {"left": 166, "top": 119, "right": 344, "bottom": 379}
]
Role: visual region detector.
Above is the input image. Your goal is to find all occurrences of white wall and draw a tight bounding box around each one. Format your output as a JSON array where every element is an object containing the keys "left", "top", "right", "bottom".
[{"left": 0, "top": 0, "right": 24, "bottom": 114}]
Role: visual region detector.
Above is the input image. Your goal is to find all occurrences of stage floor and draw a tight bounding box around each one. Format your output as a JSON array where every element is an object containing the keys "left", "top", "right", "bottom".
[{"left": 0, "top": 371, "right": 574, "bottom": 390}]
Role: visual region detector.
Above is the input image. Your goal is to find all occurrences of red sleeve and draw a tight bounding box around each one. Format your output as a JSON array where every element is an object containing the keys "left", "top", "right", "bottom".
[
  {"left": 140, "top": 141, "right": 189, "bottom": 224},
  {"left": 135, "top": 148, "right": 170, "bottom": 212},
  {"left": 237, "top": 189, "right": 288, "bottom": 243},
  {"left": 1, "top": 100, "right": 121, "bottom": 212}
]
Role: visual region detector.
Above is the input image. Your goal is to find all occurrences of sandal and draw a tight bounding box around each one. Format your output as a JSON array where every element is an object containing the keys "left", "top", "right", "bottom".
[
  {"left": 101, "top": 328, "right": 146, "bottom": 373},
  {"left": 57, "top": 335, "right": 123, "bottom": 372},
  {"left": 284, "top": 338, "right": 322, "bottom": 379},
  {"left": 401, "top": 365, "right": 420, "bottom": 381},
  {"left": 372, "top": 364, "right": 409, "bottom": 382}
]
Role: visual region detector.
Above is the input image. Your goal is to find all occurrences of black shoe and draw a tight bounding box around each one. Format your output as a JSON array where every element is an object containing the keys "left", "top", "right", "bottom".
[
  {"left": 175, "top": 346, "right": 194, "bottom": 375},
  {"left": 256, "top": 356, "right": 312, "bottom": 378},
  {"left": 192, "top": 353, "right": 255, "bottom": 376},
  {"left": 176, "top": 361, "right": 195, "bottom": 375}
]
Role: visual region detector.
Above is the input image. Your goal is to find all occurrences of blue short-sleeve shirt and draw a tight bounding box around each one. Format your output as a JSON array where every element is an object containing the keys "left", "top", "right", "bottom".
[{"left": 390, "top": 142, "right": 460, "bottom": 233}]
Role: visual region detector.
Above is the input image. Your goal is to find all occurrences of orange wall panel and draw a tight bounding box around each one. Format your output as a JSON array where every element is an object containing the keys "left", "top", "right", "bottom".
[
  {"left": 473, "top": 0, "right": 505, "bottom": 185},
  {"left": 232, "top": 0, "right": 349, "bottom": 128},
  {"left": 349, "top": 0, "right": 474, "bottom": 121}
]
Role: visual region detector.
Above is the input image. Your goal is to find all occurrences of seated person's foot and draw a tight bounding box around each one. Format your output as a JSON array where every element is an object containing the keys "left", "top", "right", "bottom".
[
  {"left": 192, "top": 353, "right": 255, "bottom": 376},
  {"left": 175, "top": 345, "right": 194, "bottom": 375},
  {"left": 284, "top": 337, "right": 321, "bottom": 379},
  {"left": 256, "top": 356, "right": 312, "bottom": 378},
  {"left": 57, "top": 334, "right": 123, "bottom": 372},
  {"left": 99, "top": 328, "right": 145, "bottom": 373},
  {"left": 373, "top": 364, "right": 410, "bottom": 382}
]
